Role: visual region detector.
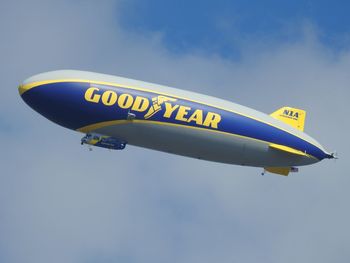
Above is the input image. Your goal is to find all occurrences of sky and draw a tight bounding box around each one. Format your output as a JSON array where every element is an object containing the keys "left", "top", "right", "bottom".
[{"left": 0, "top": 0, "right": 349, "bottom": 262}]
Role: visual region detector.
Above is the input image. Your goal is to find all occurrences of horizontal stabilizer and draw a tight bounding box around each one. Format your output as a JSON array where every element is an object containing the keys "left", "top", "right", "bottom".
[
  {"left": 264, "top": 167, "right": 298, "bottom": 176},
  {"left": 270, "top": 107, "right": 306, "bottom": 131},
  {"left": 265, "top": 167, "right": 291, "bottom": 176},
  {"left": 269, "top": 143, "right": 307, "bottom": 156}
]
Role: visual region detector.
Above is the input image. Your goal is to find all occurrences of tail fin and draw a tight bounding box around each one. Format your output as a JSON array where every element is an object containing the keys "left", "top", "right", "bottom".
[
  {"left": 270, "top": 107, "right": 306, "bottom": 131},
  {"left": 264, "top": 167, "right": 299, "bottom": 176}
]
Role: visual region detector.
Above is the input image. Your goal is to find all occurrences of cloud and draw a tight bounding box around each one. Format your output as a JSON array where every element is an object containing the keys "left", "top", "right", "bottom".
[{"left": 0, "top": 0, "right": 349, "bottom": 263}]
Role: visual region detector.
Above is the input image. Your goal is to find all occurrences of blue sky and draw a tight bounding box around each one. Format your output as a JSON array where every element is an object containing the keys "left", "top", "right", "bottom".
[
  {"left": 1, "top": 1, "right": 349, "bottom": 263},
  {"left": 120, "top": 0, "right": 350, "bottom": 56}
]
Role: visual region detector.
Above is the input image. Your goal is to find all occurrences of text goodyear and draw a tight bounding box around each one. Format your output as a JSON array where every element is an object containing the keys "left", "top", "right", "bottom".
[{"left": 84, "top": 87, "right": 222, "bottom": 129}]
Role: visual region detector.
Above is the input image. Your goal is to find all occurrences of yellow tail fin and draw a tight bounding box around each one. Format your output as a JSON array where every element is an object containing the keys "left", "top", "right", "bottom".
[
  {"left": 264, "top": 167, "right": 291, "bottom": 176},
  {"left": 264, "top": 167, "right": 299, "bottom": 176},
  {"left": 270, "top": 107, "right": 306, "bottom": 131}
]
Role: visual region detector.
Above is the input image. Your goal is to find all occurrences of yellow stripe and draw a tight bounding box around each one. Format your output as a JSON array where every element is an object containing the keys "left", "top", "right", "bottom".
[
  {"left": 78, "top": 120, "right": 131, "bottom": 133},
  {"left": 77, "top": 119, "right": 317, "bottom": 160},
  {"left": 19, "top": 79, "right": 88, "bottom": 95},
  {"left": 78, "top": 119, "right": 266, "bottom": 143},
  {"left": 269, "top": 143, "right": 307, "bottom": 156},
  {"left": 20, "top": 78, "right": 321, "bottom": 151}
]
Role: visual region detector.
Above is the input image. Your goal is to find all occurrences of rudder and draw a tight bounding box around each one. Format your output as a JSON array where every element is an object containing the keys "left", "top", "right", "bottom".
[{"left": 270, "top": 106, "right": 306, "bottom": 131}]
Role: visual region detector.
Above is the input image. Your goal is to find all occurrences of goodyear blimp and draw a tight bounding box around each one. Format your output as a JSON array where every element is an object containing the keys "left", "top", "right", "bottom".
[{"left": 18, "top": 70, "right": 335, "bottom": 176}]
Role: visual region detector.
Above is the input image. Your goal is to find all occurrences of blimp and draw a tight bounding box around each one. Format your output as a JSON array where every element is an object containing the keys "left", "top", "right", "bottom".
[{"left": 18, "top": 70, "right": 335, "bottom": 176}]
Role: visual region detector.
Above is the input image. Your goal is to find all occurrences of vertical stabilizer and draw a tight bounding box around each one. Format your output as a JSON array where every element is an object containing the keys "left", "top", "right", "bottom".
[{"left": 270, "top": 107, "right": 306, "bottom": 131}]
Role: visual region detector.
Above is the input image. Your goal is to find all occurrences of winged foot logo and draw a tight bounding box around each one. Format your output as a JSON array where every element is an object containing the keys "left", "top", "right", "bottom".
[
  {"left": 84, "top": 87, "right": 221, "bottom": 129},
  {"left": 144, "top": 96, "right": 177, "bottom": 119}
]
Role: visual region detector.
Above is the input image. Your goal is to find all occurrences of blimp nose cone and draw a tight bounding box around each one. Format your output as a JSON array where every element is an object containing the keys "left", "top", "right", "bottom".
[
  {"left": 18, "top": 77, "right": 95, "bottom": 130},
  {"left": 18, "top": 82, "right": 42, "bottom": 110},
  {"left": 19, "top": 80, "right": 62, "bottom": 126},
  {"left": 18, "top": 84, "right": 26, "bottom": 95}
]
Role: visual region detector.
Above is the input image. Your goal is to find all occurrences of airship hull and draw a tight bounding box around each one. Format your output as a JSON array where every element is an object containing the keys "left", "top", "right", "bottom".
[{"left": 19, "top": 70, "right": 333, "bottom": 174}]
